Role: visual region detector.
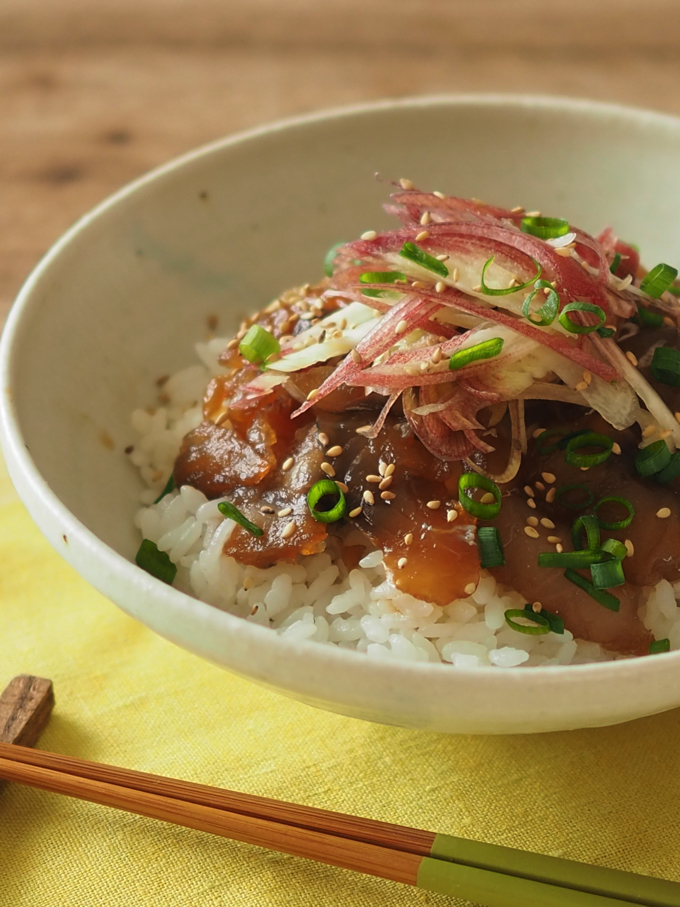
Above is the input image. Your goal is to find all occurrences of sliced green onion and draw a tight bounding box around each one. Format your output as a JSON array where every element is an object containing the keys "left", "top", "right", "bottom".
[
  {"left": 633, "top": 304, "right": 663, "bottom": 328},
  {"left": 523, "top": 603, "right": 565, "bottom": 635},
  {"left": 153, "top": 474, "right": 176, "bottom": 504},
  {"left": 650, "top": 347, "right": 680, "bottom": 387},
  {"left": 538, "top": 549, "right": 608, "bottom": 569},
  {"left": 593, "top": 496, "right": 635, "bottom": 530},
  {"left": 640, "top": 263, "right": 678, "bottom": 299},
  {"left": 555, "top": 483, "right": 595, "bottom": 510},
  {"left": 564, "top": 431, "right": 613, "bottom": 468},
  {"left": 590, "top": 557, "right": 625, "bottom": 589},
  {"left": 504, "top": 608, "right": 551, "bottom": 635},
  {"left": 536, "top": 427, "right": 590, "bottom": 455},
  {"left": 649, "top": 638, "right": 671, "bottom": 654},
  {"left": 324, "top": 241, "right": 345, "bottom": 277},
  {"left": 307, "top": 479, "right": 347, "bottom": 523},
  {"left": 601, "top": 538, "right": 628, "bottom": 560},
  {"left": 521, "top": 281, "right": 559, "bottom": 326},
  {"left": 571, "top": 514, "right": 600, "bottom": 551},
  {"left": 558, "top": 302, "right": 606, "bottom": 335},
  {"left": 609, "top": 253, "right": 622, "bottom": 274},
  {"left": 477, "top": 526, "right": 505, "bottom": 568},
  {"left": 479, "top": 256, "right": 541, "bottom": 296},
  {"left": 635, "top": 439, "right": 671, "bottom": 477},
  {"left": 359, "top": 270, "right": 407, "bottom": 284},
  {"left": 449, "top": 338, "right": 504, "bottom": 371},
  {"left": 217, "top": 501, "right": 264, "bottom": 537},
  {"left": 239, "top": 325, "right": 281, "bottom": 365},
  {"left": 135, "top": 539, "right": 177, "bottom": 585},
  {"left": 564, "top": 568, "right": 620, "bottom": 611},
  {"left": 458, "top": 473, "right": 502, "bottom": 519},
  {"left": 596, "top": 326, "right": 616, "bottom": 338},
  {"left": 655, "top": 451, "right": 680, "bottom": 484},
  {"left": 520, "top": 216, "right": 570, "bottom": 240},
  {"left": 399, "top": 242, "right": 449, "bottom": 277}
]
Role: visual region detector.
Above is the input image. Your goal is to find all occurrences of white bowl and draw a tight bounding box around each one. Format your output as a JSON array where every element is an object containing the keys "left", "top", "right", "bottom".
[{"left": 3, "top": 95, "right": 680, "bottom": 735}]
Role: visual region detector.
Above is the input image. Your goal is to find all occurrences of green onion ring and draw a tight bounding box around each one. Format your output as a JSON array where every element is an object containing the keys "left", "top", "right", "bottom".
[
  {"left": 601, "top": 538, "right": 628, "bottom": 560},
  {"left": 593, "top": 496, "right": 635, "bottom": 530},
  {"left": 633, "top": 304, "right": 664, "bottom": 328},
  {"left": 650, "top": 347, "right": 680, "bottom": 387},
  {"left": 520, "top": 216, "right": 570, "bottom": 240},
  {"left": 523, "top": 604, "right": 565, "bottom": 635},
  {"left": 635, "top": 439, "right": 672, "bottom": 477},
  {"left": 239, "top": 325, "right": 281, "bottom": 365},
  {"left": 590, "top": 558, "right": 626, "bottom": 590},
  {"left": 359, "top": 270, "right": 407, "bottom": 283},
  {"left": 571, "top": 514, "right": 601, "bottom": 551},
  {"left": 655, "top": 451, "right": 680, "bottom": 484},
  {"left": 480, "top": 256, "right": 541, "bottom": 297},
  {"left": 477, "top": 526, "right": 505, "bottom": 568},
  {"left": 504, "top": 608, "right": 551, "bottom": 635},
  {"left": 558, "top": 302, "right": 607, "bottom": 335},
  {"left": 458, "top": 473, "right": 502, "bottom": 519},
  {"left": 307, "top": 479, "right": 347, "bottom": 523},
  {"left": 649, "top": 638, "right": 671, "bottom": 654},
  {"left": 554, "top": 483, "right": 595, "bottom": 510},
  {"left": 564, "top": 431, "right": 613, "bottom": 468},
  {"left": 640, "top": 263, "right": 678, "bottom": 299},
  {"left": 521, "top": 280, "right": 560, "bottom": 326}
]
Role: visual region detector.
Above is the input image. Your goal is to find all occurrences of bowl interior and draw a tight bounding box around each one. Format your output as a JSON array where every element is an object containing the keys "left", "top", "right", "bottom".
[{"left": 5, "top": 96, "right": 680, "bottom": 734}]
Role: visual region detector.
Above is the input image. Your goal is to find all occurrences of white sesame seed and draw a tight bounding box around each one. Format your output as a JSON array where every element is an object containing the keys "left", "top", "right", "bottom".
[
  {"left": 426, "top": 500, "right": 441, "bottom": 510},
  {"left": 361, "top": 230, "right": 377, "bottom": 240},
  {"left": 480, "top": 493, "right": 495, "bottom": 505},
  {"left": 306, "top": 388, "right": 319, "bottom": 401},
  {"left": 260, "top": 505, "right": 275, "bottom": 514},
  {"left": 356, "top": 425, "right": 372, "bottom": 435},
  {"left": 583, "top": 370, "right": 592, "bottom": 386},
  {"left": 624, "top": 539, "right": 634, "bottom": 557},
  {"left": 555, "top": 247, "right": 572, "bottom": 257},
  {"left": 575, "top": 381, "right": 588, "bottom": 392},
  {"left": 397, "top": 557, "right": 408, "bottom": 569},
  {"left": 541, "top": 472, "right": 556, "bottom": 484},
  {"left": 540, "top": 518, "right": 556, "bottom": 529},
  {"left": 642, "top": 424, "right": 657, "bottom": 438},
  {"left": 527, "top": 498, "right": 537, "bottom": 509},
  {"left": 430, "top": 347, "right": 443, "bottom": 363},
  {"left": 335, "top": 482, "right": 349, "bottom": 493},
  {"left": 351, "top": 349, "right": 363, "bottom": 364},
  {"left": 380, "top": 491, "right": 396, "bottom": 500},
  {"left": 317, "top": 432, "right": 329, "bottom": 447},
  {"left": 420, "top": 361, "right": 429, "bottom": 372},
  {"left": 580, "top": 466, "right": 590, "bottom": 472},
  {"left": 526, "top": 210, "right": 541, "bottom": 217},
  {"left": 416, "top": 230, "right": 430, "bottom": 242},
  {"left": 523, "top": 485, "right": 535, "bottom": 498},
  {"left": 660, "top": 429, "right": 673, "bottom": 439},
  {"left": 385, "top": 463, "right": 396, "bottom": 477},
  {"left": 282, "top": 457, "right": 294, "bottom": 472},
  {"left": 395, "top": 320, "right": 409, "bottom": 335},
  {"left": 534, "top": 481, "right": 545, "bottom": 492},
  {"left": 532, "top": 427, "right": 546, "bottom": 439},
  {"left": 464, "top": 583, "right": 476, "bottom": 596},
  {"left": 524, "top": 526, "right": 540, "bottom": 539},
  {"left": 411, "top": 280, "right": 428, "bottom": 289},
  {"left": 473, "top": 285, "right": 482, "bottom": 293},
  {"left": 526, "top": 516, "right": 539, "bottom": 527},
  {"left": 546, "top": 487, "right": 557, "bottom": 504},
  {"left": 547, "top": 535, "right": 562, "bottom": 545},
  {"left": 435, "top": 281, "right": 446, "bottom": 293},
  {"left": 363, "top": 490, "right": 375, "bottom": 505},
  {"left": 320, "top": 462, "right": 336, "bottom": 477},
  {"left": 420, "top": 211, "right": 431, "bottom": 226},
  {"left": 452, "top": 268, "right": 460, "bottom": 282},
  {"left": 399, "top": 178, "right": 414, "bottom": 190},
  {"left": 511, "top": 206, "right": 524, "bottom": 214},
  {"left": 404, "top": 533, "right": 414, "bottom": 545},
  {"left": 675, "top": 412, "right": 680, "bottom": 425},
  {"left": 366, "top": 474, "right": 382, "bottom": 484},
  {"left": 625, "top": 350, "right": 638, "bottom": 367},
  {"left": 657, "top": 507, "right": 671, "bottom": 519},
  {"left": 326, "top": 445, "right": 343, "bottom": 457},
  {"left": 281, "top": 520, "right": 297, "bottom": 539},
  {"left": 226, "top": 338, "right": 239, "bottom": 350},
  {"left": 433, "top": 191, "right": 445, "bottom": 199},
  {"left": 556, "top": 543, "right": 564, "bottom": 553},
  {"left": 379, "top": 476, "right": 393, "bottom": 490},
  {"left": 277, "top": 507, "right": 293, "bottom": 517},
  {"left": 436, "top": 253, "right": 449, "bottom": 261},
  {"left": 446, "top": 509, "right": 458, "bottom": 522},
  {"left": 349, "top": 506, "right": 363, "bottom": 518},
  {"left": 612, "top": 442, "right": 622, "bottom": 455}
]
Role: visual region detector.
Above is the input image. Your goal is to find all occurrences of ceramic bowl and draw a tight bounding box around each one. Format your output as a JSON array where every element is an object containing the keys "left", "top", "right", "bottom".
[{"left": 3, "top": 95, "right": 680, "bottom": 735}]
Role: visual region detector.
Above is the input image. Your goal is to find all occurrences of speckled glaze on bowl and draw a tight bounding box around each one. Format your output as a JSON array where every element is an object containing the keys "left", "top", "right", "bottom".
[{"left": 3, "top": 95, "right": 680, "bottom": 734}]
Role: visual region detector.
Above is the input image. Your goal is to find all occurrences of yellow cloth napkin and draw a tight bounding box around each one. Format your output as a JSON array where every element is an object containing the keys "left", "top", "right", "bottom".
[{"left": 1, "top": 453, "right": 679, "bottom": 907}]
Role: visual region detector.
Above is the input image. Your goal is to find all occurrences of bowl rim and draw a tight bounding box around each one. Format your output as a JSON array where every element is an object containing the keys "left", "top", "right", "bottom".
[{"left": 2, "top": 92, "right": 680, "bottom": 704}]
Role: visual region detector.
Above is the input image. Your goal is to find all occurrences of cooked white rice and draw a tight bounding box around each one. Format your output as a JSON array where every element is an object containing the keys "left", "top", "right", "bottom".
[{"left": 128, "top": 337, "right": 680, "bottom": 666}]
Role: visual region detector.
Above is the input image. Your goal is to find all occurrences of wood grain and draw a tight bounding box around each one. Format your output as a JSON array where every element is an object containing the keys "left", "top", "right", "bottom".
[{"left": 0, "top": 675, "right": 54, "bottom": 747}]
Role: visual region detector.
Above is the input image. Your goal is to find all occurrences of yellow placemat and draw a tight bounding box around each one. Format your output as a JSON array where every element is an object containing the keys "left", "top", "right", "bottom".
[{"left": 1, "top": 453, "right": 679, "bottom": 907}]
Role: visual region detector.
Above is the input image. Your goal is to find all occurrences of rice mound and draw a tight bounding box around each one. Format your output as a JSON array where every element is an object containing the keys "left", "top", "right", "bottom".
[{"left": 129, "top": 337, "right": 680, "bottom": 667}]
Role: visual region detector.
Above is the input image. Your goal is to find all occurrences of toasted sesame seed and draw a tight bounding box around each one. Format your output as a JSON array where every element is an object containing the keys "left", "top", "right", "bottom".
[
  {"left": 326, "top": 445, "right": 343, "bottom": 457},
  {"left": 366, "top": 474, "right": 382, "bottom": 484},
  {"left": 547, "top": 535, "right": 562, "bottom": 544},
  {"left": 541, "top": 472, "right": 556, "bottom": 484},
  {"left": 277, "top": 507, "right": 293, "bottom": 517},
  {"left": 529, "top": 313, "right": 543, "bottom": 323},
  {"left": 583, "top": 370, "right": 592, "bottom": 386},
  {"left": 580, "top": 466, "right": 590, "bottom": 472},
  {"left": 452, "top": 267, "right": 460, "bottom": 282},
  {"left": 282, "top": 457, "right": 295, "bottom": 472},
  {"left": 335, "top": 482, "right": 349, "bottom": 493},
  {"left": 435, "top": 281, "right": 446, "bottom": 293},
  {"left": 532, "top": 427, "right": 546, "bottom": 439},
  {"left": 347, "top": 350, "right": 362, "bottom": 368},
  {"left": 664, "top": 316, "right": 675, "bottom": 327},
  {"left": 281, "top": 520, "right": 297, "bottom": 539},
  {"left": 356, "top": 425, "right": 372, "bottom": 435},
  {"left": 430, "top": 347, "right": 443, "bottom": 364},
  {"left": 642, "top": 424, "right": 657, "bottom": 438},
  {"left": 624, "top": 539, "right": 634, "bottom": 557},
  {"left": 446, "top": 509, "right": 458, "bottom": 522},
  {"left": 399, "top": 178, "right": 414, "bottom": 190},
  {"left": 540, "top": 518, "right": 556, "bottom": 529},
  {"left": 306, "top": 388, "right": 320, "bottom": 401},
  {"left": 411, "top": 280, "right": 428, "bottom": 289},
  {"left": 404, "top": 532, "right": 414, "bottom": 545},
  {"left": 473, "top": 284, "right": 482, "bottom": 293},
  {"left": 575, "top": 381, "right": 588, "bottom": 392},
  {"left": 555, "top": 247, "right": 573, "bottom": 257},
  {"left": 535, "top": 481, "right": 545, "bottom": 492},
  {"left": 527, "top": 498, "right": 537, "bottom": 510},
  {"left": 379, "top": 476, "right": 393, "bottom": 490},
  {"left": 318, "top": 432, "right": 329, "bottom": 447},
  {"left": 385, "top": 463, "right": 396, "bottom": 477},
  {"left": 526, "top": 210, "right": 541, "bottom": 217},
  {"left": 526, "top": 516, "right": 539, "bottom": 527},
  {"left": 546, "top": 487, "right": 557, "bottom": 503},
  {"left": 260, "top": 505, "right": 275, "bottom": 514},
  {"left": 433, "top": 191, "right": 445, "bottom": 199},
  {"left": 395, "top": 319, "right": 409, "bottom": 335},
  {"left": 361, "top": 230, "right": 377, "bottom": 240},
  {"left": 420, "top": 211, "right": 431, "bottom": 226},
  {"left": 511, "top": 206, "right": 525, "bottom": 214},
  {"left": 436, "top": 253, "right": 449, "bottom": 261},
  {"left": 524, "top": 485, "right": 535, "bottom": 498},
  {"left": 657, "top": 507, "right": 672, "bottom": 519},
  {"left": 416, "top": 230, "right": 430, "bottom": 242},
  {"left": 612, "top": 442, "right": 622, "bottom": 455},
  {"left": 532, "top": 601, "right": 543, "bottom": 613},
  {"left": 320, "top": 462, "right": 335, "bottom": 477},
  {"left": 226, "top": 338, "right": 239, "bottom": 350},
  {"left": 660, "top": 429, "right": 672, "bottom": 439},
  {"left": 625, "top": 350, "right": 638, "bottom": 367},
  {"left": 480, "top": 492, "right": 496, "bottom": 505},
  {"left": 420, "top": 361, "right": 429, "bottom": 372},
  {"left": 464, "top": 583, "right": 476, "bottom": 596},
  {"left": 524, "top": 526, "right": 540, "bottom": 539},
  {"left": 556, "top": 543, "right": 564, "bottom": 553},
  {"left": 426, "top": 500, "right": 441, "bottom": 510},
  {"left": 380, "top": 491, "right": 396, "bottom": 500},
  {"left": 349, "top": 506, "right": 363, "bottom": 518},
  {"left": 397, "top": 557, "right": 408, "bottom": 569},
  {"left": 675, "top": 412, "right": 680, "bottom": 425},
  {"left": 363, "top": 490, "right": 375, "bottom": 505}
]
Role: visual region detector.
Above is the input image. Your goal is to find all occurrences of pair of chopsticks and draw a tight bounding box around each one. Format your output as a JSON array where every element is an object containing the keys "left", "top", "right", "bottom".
[{"left": 0, "top": 742, "right": 677, "bottom": 907}]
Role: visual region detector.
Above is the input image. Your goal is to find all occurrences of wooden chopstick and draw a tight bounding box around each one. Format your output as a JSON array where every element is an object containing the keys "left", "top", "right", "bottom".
[{"left": 0, "top": 742, "right": 676, "bottom": 907}]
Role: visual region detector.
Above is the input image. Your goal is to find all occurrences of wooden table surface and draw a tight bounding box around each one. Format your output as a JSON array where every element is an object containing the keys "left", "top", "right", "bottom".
[{"left": 2, "top": 0, "right": 680, "bottom": 323}]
